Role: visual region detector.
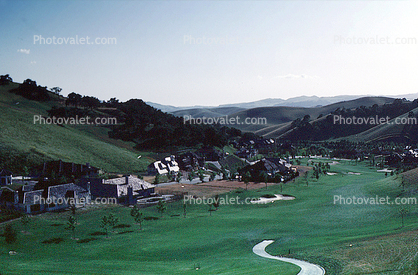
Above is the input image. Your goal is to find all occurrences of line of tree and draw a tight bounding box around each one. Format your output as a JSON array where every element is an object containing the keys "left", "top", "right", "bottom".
[
  {"left": 9, "top": 79, "right": 50, "bottom": 101},
  {"left": 107, "top": 99, "right": 241, "bottom": 150},
  {"left": 0, "top": 74, "right": 13, "bottom": 85}
]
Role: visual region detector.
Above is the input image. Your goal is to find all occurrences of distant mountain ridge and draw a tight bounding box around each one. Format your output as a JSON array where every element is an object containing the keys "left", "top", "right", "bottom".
[{"left": 147, "top": 93, "right": 418, "bottom": 113}]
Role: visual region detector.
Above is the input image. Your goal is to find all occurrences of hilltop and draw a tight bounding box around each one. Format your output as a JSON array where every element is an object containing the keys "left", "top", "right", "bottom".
[
  {"left": 222, "top": 96, "right": 396, "bottom": 137},
  {"left": 169, "top": 95, "right": 418, "bottom": 143},
  {"left": 0, "top": 76, "right": 242, "bottom": 174}
]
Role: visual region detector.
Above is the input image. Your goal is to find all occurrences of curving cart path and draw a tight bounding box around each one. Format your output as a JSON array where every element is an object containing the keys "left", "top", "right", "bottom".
[{"left": 253, "top": 240, "right": 325, "bottom": 275}]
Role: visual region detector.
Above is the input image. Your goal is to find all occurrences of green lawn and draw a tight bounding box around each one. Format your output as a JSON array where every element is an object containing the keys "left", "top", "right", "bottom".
[{"left": 1, "top": 160, "right": 418, "bottom": 274}]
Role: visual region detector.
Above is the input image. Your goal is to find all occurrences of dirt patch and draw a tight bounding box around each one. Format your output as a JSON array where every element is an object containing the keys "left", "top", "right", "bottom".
[
  {"left": 156, "top": 180, "right": 276, "bottom": 197},
  {"left": 293, "top": 165, "right": 312, "bottom": 175}
]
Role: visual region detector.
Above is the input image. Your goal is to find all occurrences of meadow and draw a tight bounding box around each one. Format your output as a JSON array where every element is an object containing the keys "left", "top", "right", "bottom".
[{"left": 1, "top": 159, "right": 418, "bottom": 274}]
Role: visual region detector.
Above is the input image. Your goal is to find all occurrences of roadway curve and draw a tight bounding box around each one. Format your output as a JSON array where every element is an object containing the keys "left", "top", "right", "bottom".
[{"left": 253, "top": 240, "right": 325, "bottom": 275}]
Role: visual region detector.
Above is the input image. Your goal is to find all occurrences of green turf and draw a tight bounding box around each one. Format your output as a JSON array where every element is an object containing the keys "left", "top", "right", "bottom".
[{"left": 1, "top": 160, "right": 418, "bottom": 274}]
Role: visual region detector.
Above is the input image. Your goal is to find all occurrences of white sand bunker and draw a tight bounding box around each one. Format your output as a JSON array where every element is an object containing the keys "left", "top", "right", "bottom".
[
  {"left": 377, "top": 168, "right": 393, "bottom": 173},
  {"left": 327, "top": 172, "right": 337, "bottom": 175},
  {"left": 251, "top": 194, "right": 295, "bottom": 204},
  {"left": 348, "top": 172, "right": 361, "bottom": 175}
]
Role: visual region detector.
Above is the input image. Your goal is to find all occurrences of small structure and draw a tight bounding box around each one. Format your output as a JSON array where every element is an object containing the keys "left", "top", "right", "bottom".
[
  {"left": 148, "top": 156, "right": 179, "bottom": 175},
  {"left": 196, "top": 147, "right": 223, "bottom": 161},
  {"left": 239, "top": 158, "right": 294, "bottom": 182},
  {"left": 175, "top": 152, "right": 204, "bottom": 171},
  {"left": 0, "top": 169, "right": 13, "bottom": 186},
  {"left": 103, "top": 175, "right": 155, "bottom": 204},
  {"left": 0, "top": 182, "right": 90, "bottom": 214},
  {"left": 78, "top": 175, "right": 156, "bottom": 205},
  {"left": 35, "top": 160, "right": 100, "bottom": 179}
]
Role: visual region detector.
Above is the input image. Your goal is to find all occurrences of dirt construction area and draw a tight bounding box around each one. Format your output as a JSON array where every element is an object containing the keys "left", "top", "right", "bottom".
[
  {"left": 155, "top": 165, "right": 310, "bottom": 198},
  {"left": 156, "top": 180, "right": 273, "bottom": 197}
]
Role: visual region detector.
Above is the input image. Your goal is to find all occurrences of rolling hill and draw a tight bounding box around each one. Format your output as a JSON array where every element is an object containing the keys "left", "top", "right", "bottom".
[
  {"left": 341, "top": 105, "right": 418, "bottom": 143},
  {"left": 228, "top": 96, "right": 395, "bottom": 134},
  {"left": 148, "top": 94, "right": 401, "bottom": 113},
  {"left": 172, "top": 107, "right": 245, "bottom": 118}
]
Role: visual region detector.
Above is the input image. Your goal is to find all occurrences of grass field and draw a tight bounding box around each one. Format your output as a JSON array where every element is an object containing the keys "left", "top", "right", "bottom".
[{"left": 1, "top": 160, "right": 418, "bottom": 274}]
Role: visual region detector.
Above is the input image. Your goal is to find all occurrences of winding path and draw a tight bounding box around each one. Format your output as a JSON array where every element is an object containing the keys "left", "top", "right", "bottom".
[{"left": 252, "top": 240, "right": 325, "bottom": 275}]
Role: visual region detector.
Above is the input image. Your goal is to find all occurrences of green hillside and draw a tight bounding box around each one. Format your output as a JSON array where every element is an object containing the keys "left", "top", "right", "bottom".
[
  {"left": 228, "top": 96, "right": 395, "bottom": 135},
  {"left": 0, "top": 83, "right": 152, "bottom": 174},
  {"left": 172, "top": 106, "right": 245, "bottom": 118},
  {"left": 341, "top": 106, "right": 418, "bottom": 143}
]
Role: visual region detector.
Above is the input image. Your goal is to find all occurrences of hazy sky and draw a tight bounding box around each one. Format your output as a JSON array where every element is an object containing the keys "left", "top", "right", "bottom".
[{"left": 1, "top": 0, "right": 417, "bottom": 106}]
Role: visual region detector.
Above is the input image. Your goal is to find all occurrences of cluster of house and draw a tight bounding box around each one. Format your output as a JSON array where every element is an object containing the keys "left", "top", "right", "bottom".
[
  {"left": 238, "top": 158, "right": 297, "bottom": 182},
  {"left": 147, "top": 150, "right": 217, "bottom": 175},
  {"left": 0, "top": 141, "right": 298, "bottom": 215},
  {"left": 233, "top": 138, "right": 276, "bottom": 159},
  {"left": 146, "top": 144, "right": 296, "bottom": 183},
  {"left": 147, "top": 156, "right": 180, "bottom": 175},
  {"left": 0, "top": 162, "right": 155, "bottom": 214},
  {"left": 349, "top": 147, "right": 418, "bottom": 167}
]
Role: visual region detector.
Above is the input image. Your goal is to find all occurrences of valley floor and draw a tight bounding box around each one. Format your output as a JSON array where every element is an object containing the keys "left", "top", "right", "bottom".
[{"left": 1, "top": 159, "right": 418, "bottom": 274}]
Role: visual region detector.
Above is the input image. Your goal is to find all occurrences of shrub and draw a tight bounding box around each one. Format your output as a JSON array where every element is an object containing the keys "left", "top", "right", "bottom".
[
  {"left": 144, "top": 216, "right": 159, "bottom": 221},
  {"left": 4, "top": 224, "right": 17, "bottom": 244},
  {"left": 42, "top": 237, "right": 64, "bottom": 244},
  {"left": 90, "top": 231, "right": 107, "bottom": 236},
  {"left": 77, "top": 238, "right": 97, "bottom": 243},
  {"left": 118, "top": 230, "right": 134, "bottom": 235},
  {"left": 113, "top": 224, "right": 131, "bottom": 229}
]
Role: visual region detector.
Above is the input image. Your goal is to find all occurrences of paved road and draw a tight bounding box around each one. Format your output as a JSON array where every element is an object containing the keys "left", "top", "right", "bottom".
[{"left": 253, "top": 240, "right": 325, "bottom": 275}]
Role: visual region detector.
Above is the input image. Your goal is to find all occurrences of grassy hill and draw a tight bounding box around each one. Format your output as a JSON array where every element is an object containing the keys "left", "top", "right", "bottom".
[
  {"left": 172, "top": 107, "right": 245, "bottom": 118},
  {"left": 340, "top": 106, "right": 418, "bottom": 143},
  {"left": 228, "top": 96, "right": 395, "bottom": 135},
  {"left": 400, "top": 167, "right": 418, "bottom": 195},
  {"left": 0, "top": 83, "right": 153, "bottom": 174}
]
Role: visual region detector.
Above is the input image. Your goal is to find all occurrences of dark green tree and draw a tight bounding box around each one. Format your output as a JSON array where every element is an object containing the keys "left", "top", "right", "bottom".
[
  {"left": 4, "top": 224, "right": 17, "bottom": 244},
  {"left": 154, "top": 174, "right": 160, "bottom": 185},
  {"left": 399, "top": 208, "right": 409, "bottom": 228},
  {"left": 21, "top": 214, "right": 30, "bottom": 233},
  {"left": 243, "top": 171, "right": 251, "bottom": 190},
  {"left": 176, "top": 172, "right": 182, "bottom": 183},
  {"left": 157, "top": 199, "right": 167, "bottom": 217},
  {"left": 51, "top": 87, "right": 62, "bottom": 95},
  {"left": 212, "top": 195, "right": 220, "bottom": 211},
  {"left": 107, "top": 213, "right": 119, "bottom": 230},
  {"left": 66, "top": 216, "right": 77, "bottom": 239},
  {"left": 183, "top": 202, "right": 187, "bottom": 218},
  {"left": 100, "top": 215, "right": 110, "bottom": 237},
  {"left": 198, "top": 169, "right": 205, "bottom": 183},
  {"left": 130, "top": 206, "right": 144, "bottom": 231}
]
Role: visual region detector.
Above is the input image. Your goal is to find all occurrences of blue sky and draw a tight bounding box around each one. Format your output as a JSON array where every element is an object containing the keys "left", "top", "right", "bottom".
[{"left": 1, "top": 0, "right": 417, "bottom": 106}]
